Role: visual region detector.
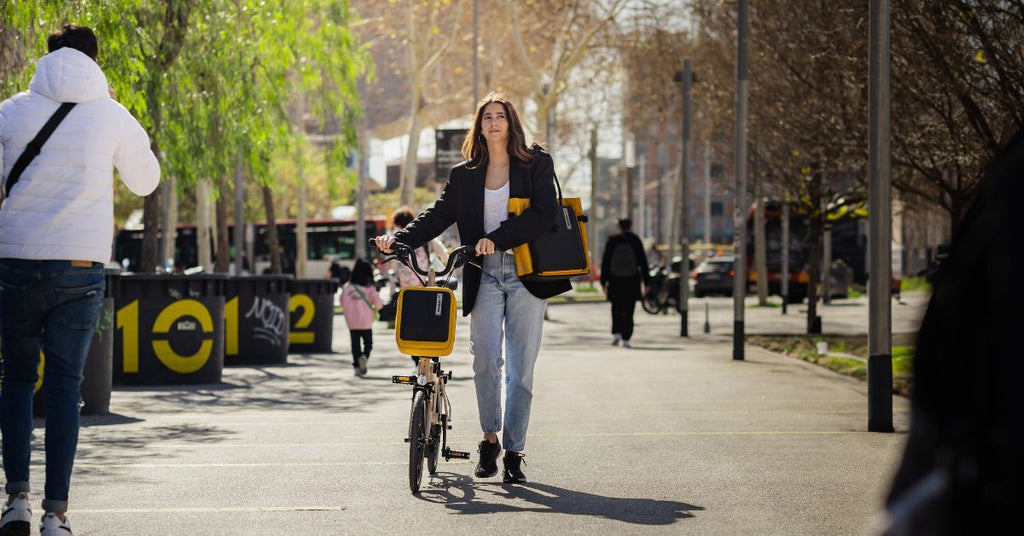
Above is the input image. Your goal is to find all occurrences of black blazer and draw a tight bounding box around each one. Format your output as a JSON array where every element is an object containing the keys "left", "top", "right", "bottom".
[{"left": 393, "top": 148, "right": 572, "bottom": 315}]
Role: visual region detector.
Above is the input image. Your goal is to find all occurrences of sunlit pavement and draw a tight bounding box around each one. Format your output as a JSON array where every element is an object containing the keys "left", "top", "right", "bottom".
[{"left": 57, "top": 294, "right": 924, "bottom": 534}]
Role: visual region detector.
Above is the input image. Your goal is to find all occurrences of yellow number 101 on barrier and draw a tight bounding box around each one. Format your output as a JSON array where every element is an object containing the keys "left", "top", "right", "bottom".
[{"left": 116, "top": 299, "right": 214, "bottom": 374}]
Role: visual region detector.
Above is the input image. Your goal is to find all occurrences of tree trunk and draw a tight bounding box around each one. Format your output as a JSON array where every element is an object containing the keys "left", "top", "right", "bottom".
[
  {"left": 295, "top": 141, "right": 308, "bottom": 278},
  {"left": 141, "top": 192, "right": 161, "bottom": 273},
  {"left": 400, "top": 108, "right": 422, "bottom": 206},
  {"left": 162, "top": 176, "right": 178, "bottom": 269},
  {"left": 806, "top": 208, "right": 823, "bottom": 334},
  {"left": 197, "top": 179, "right": 212, "bottom": 272},
  {"left": 262, "top": 185, "right": 283, "bottom": 274},
  {"left": 215, "top": 176, "right": 231, "bottom": 273},
  {"left": 754, "top": 176, "right": 768, "bottom": 305},
  {"left": 535, "top": 97, "right": 554, "bottom": 145}
]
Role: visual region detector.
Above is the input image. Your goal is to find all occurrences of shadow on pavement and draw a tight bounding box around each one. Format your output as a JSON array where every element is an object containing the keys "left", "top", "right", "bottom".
[
  {"left": 416, "top": 472, "right": 701, "bottom": 525},
  {"left": 107, "top": 353, "right": 403, "bottom": 416}
]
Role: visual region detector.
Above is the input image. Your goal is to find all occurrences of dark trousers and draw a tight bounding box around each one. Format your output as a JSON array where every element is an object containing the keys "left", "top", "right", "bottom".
[
  {"left": 610, "top": 300, "right": 637, "bottom": 340},
  {"left": 349, "top": 329, "right": 373, "bottom": 367}
]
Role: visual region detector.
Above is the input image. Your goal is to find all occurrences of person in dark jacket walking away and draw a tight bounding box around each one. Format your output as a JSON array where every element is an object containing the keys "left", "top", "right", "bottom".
[{"left": 600, "top": 219, "right": 651, "bottom": 348}]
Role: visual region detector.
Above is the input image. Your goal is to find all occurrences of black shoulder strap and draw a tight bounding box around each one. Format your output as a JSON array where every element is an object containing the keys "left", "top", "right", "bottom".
[
  {"left": 4, "top": 102, "right": 77, "bottom": 198},
  {"left": 523, "top": 159, "right": 564, "bottom": 204}
]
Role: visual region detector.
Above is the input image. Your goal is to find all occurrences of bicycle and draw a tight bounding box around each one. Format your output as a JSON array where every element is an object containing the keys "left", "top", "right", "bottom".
[
  {"left": 641, "top": 264, "right": 681, "bottom": 314},
  {"left": 370, "top": 239, "right": 475, "bottom": 493}
]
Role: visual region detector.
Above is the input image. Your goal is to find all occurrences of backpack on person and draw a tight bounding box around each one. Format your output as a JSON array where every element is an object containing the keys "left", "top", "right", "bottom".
[{"left": 608, "top": 241, "right": 638, "bottom": 278}]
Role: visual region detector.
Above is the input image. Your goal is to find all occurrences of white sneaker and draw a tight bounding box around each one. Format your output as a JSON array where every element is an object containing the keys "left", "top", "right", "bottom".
[
  {"left": 611, "top": 333, "right": 621, "bottom": 346},
  {"left": 357, "top": 355, "right": 368, "bottom": 376},
  {"left": 39, "top": 513, "right": 71, "bottom": 535},
  {"left": 0, "top": 492, "right": 32, "bottom": 535},
  {"left": 622, "top": 340, "right": 632, "bottom": 348}
]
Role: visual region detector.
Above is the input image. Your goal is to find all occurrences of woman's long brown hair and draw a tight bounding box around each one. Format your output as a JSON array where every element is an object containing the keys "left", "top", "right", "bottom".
[{"left": 461, "top": 91, "right": 537, "bottom": 169}]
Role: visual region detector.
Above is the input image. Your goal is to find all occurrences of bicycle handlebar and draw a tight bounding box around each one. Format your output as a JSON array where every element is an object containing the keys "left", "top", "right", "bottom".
[{"left": 369, "top": 239, "right": 477, "bottom": 278}]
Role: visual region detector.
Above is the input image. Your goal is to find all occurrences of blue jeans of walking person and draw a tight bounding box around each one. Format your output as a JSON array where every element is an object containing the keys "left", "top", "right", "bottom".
[
  {"left": 470, "top": 252, "right": 547, "bottom": 453},
  {"left": 0, "top": 259, "right": 104, "bottom": 514}
]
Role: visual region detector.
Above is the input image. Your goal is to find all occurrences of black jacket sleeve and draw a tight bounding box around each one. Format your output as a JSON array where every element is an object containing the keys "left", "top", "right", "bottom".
[
  {"left": 392, "top": 170, "right": 460, "bottom": 250},
  {"left": 485, "top": 151, "right": 560, "bottom": 251}
]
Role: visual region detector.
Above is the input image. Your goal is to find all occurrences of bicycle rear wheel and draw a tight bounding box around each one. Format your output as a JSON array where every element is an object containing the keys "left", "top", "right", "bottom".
[
  {"left": 408, "top": 389, "right": 427, "bottom": 492},
  {"left": 426, "top": 421, "right": 441, "bottom": 474},
  {"left": 641, "top": 294, "right": 663, "bottom": 314}
]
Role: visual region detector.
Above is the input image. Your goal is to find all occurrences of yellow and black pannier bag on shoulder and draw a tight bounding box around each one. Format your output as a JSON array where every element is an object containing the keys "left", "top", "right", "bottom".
[
  {"left": 508, "top": 172, "right": 590, "bottom": 281},
  {"left": 395, "top": 286, "right": 457, "bottom": 357}
]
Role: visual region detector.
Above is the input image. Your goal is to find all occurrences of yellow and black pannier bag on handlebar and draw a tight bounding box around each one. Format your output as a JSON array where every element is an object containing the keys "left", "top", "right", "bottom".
[{"left": 395, "top": 286, "right": 457, "bottom": 357}]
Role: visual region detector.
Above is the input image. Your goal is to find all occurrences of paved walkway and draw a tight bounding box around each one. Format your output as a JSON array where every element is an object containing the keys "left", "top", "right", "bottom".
[{"left": 53, "top": 293, "right": 923, "bottom": 534}]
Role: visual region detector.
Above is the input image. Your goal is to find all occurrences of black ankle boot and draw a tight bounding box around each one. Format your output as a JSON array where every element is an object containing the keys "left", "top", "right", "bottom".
[
  {"left": 502, "top": 451, "right": 526, "bottom": 483},
  {"left": 475, "top": 439, "right": 501, "bottom": 478}
]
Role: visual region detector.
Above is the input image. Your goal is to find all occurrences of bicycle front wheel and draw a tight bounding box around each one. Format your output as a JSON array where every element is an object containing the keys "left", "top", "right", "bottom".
[{"left": 408, "top": 389, "right": 427, "bottom": 493}]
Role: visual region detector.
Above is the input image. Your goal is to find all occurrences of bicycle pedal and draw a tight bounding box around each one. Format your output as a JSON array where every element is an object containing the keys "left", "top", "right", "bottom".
[
  {"left": 444, "top": 448, "right": 471, "bottom": 460},
  {"left": 392, "top": 375, "right": 416, "bottom": 385}
]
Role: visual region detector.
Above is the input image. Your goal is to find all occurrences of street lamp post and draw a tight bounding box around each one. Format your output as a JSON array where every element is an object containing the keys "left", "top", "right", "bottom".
[
  {"left": 868, "top": 0, "right": 894, "bottom": 433},
  {"left": 733, "top": 0, "right": 749, "bottom": 360},
  {"left": 678, "top": 59, "right": 693, "bottom": 337}
]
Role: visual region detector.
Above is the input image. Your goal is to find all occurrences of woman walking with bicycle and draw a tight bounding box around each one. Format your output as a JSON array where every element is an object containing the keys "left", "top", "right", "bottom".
[{"left": 375, "top": 91, "right": 569, "bottom": 484}]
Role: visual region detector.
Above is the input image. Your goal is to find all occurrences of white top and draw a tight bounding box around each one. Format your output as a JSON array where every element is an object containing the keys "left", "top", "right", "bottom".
[
  {"left": 0, "top": 48, "right": 160, "bottom": 262},
  {"left": 483, "top": 180, "right": 509, "bottom": 235}
]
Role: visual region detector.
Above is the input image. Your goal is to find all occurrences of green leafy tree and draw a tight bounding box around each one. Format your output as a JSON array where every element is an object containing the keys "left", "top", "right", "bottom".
[{"left": 2, "top": 1, "right": 369, "bottom": 274}]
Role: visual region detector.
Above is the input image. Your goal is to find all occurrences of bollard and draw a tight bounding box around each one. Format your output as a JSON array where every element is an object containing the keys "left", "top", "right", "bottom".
[
  {"left": 223, "top": 275, "right": 292, "bottom": 365},
  {"left": 113, "top": 274, "right": 227, "bottom": 385},
  {"left": 287, "top": 278, "right": 339, "bottom": 353},
  {"left": 704, "top": 302, "right": 711, "bottom": 333}
]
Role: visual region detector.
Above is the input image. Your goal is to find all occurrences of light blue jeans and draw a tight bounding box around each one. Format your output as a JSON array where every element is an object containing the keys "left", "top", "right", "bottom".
[
  {"left": 470, "top": 252, "right": 547, "bottom": 453},
  {"left": 0, "top": 259, "right": 104, "bottom": 514}
]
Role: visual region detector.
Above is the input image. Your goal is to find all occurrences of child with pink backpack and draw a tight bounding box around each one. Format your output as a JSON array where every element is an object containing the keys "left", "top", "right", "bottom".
[{"left": 339, "top": 259, "right": 383, "bottom": 377}]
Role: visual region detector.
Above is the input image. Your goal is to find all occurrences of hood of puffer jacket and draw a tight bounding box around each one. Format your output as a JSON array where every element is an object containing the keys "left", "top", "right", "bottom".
[{"left": 28, "top": 47, "right": 108, "bottom": 104}]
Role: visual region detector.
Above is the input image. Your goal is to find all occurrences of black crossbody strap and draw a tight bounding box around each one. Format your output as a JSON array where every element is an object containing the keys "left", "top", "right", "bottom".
[{"left": 4, "top": 102, "right": 77, "bottom": 198}]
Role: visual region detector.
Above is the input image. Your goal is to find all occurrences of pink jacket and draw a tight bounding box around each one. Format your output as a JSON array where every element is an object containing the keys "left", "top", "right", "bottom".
[{"left": 339, "top": 283, "right": 383, "bottom": 330}]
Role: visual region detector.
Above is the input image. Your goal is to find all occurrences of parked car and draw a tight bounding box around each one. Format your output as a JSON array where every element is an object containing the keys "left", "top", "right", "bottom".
[{"left": 693, "top": 256, "right": 735, "bottom": 298}]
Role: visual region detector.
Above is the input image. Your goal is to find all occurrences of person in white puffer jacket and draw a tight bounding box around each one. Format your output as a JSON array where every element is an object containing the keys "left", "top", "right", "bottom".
[{"left": 0, "top": 24, "right": 159, "bottom": 536}]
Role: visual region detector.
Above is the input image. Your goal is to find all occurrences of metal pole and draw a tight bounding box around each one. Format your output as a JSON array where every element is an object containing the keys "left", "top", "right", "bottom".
[
  {"left": 733, "top": 0, "right": 749, "bottom": 360},
  {"left": 679, "top": 58, "right": 691, "bottom": 337},
  {"left": 704, "top": 146, "right": 712, "bottom": 244},
  {"left": 868, "top": 0, "right": 894, "bottom": 433},
  {"left": 590, "top": 128, "right": 598, "bottom": 283},
  {"left": 781, "top": 202, "right": 790, "bottom": 314},
  {"left": 823, "top": 224, "right": 832, "bottom": 304},
  {"left": 638, "top": 154, "right": 647, "bottom": 239}
]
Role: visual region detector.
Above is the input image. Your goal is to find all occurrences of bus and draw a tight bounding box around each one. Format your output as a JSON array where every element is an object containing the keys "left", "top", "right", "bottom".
[
  {"left": 747, "top": 201, "right": 813, "bottom": 303},
  {"left": 746, "top": 200, "right": 897, "bottom": 303},
  {"left": 114, "top": 217, "right": 388, "bottom": 276}
]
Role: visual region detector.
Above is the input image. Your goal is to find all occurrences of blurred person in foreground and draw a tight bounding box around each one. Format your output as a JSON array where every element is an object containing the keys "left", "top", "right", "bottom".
[
  {"left": 0, "top": 24, "right": 159, "bottom": 536},
  {"left": 882, "top": 127, "right": 1024, "bottom": 534}
]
